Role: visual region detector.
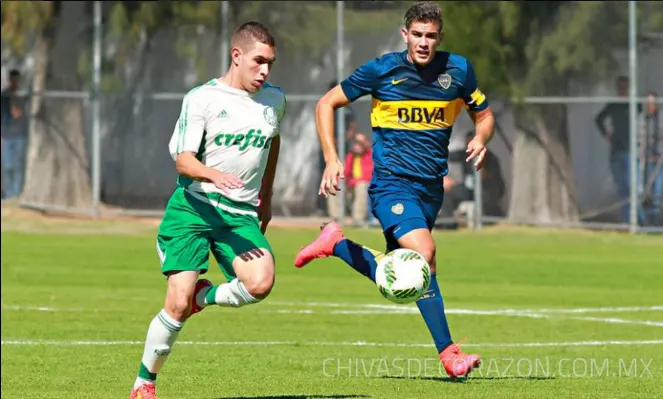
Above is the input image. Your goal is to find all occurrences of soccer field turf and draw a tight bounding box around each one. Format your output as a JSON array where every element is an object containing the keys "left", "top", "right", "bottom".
[{"left": 1, "top": 220, "right": 662, "bottom": 399}]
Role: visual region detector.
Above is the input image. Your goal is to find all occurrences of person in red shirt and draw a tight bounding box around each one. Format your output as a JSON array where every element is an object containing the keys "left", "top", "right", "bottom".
[{"left": 344, "top": 133, "right": 373, "bottom": 225}]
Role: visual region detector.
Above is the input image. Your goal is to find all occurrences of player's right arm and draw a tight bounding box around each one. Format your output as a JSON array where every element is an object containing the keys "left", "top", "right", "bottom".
[
  {"left": 316, "top": 58, "right": 379, "bottom": 197},
  {"left": 168, "top": 91, "right": 243, "bottom": 193},
  {"left": 316, "top": 86, "right": 351, "bottom": 164}
]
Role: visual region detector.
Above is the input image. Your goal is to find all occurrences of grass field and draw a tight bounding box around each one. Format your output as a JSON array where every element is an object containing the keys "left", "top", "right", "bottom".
[{"left": 1, "top": 209, "right": 662, "bottom": 398}]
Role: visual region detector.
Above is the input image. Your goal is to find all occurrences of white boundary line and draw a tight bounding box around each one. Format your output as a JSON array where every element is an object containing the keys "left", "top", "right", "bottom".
[
  {"left": 1, "top": 305, "right": 85, "bottom": 312},
  {"left": 267, "top": 301, "right": 663, "bottom": 314},
  {"left": 4, "top": 303, "right": 662, "bottom": 314},
  {"left": 568, "top": 316, "right": 663, "bottom": 327},
  {"left": 2, "top": 339, "right": 663, "bottom": 348},
  {"left": 4, "top": 303, "right": 662, "bottom": 328}
]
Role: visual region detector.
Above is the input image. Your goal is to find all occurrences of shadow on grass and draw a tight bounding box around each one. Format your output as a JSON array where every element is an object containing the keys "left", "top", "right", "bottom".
[
  {"left": 382, "top": 375, "right": 556, "bottom": 383},
  {"left": 216, "top": 395, "right": 371, "bottom": 399}
]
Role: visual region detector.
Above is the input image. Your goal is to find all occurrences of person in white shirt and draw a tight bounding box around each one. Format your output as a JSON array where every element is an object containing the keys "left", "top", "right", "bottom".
[{"left": 129, "top": 21, "right": 286, "bottom": 399}]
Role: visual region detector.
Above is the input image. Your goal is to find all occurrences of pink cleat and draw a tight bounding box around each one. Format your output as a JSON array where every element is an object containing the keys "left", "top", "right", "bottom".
[
  {"left": 439, "top": 343, "right": 481, "bottom": 379},
  {"left": 294, "top": 222, "right": 345, "bottom": 268},
  {"left": 189, "top": 279, "right": 213, "bottom": 317},
  {"left": 130, "top": 382, "right": 157, "bottom": 399}
]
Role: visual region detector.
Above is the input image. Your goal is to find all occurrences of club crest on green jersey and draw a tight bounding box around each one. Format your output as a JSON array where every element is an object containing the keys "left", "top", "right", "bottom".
[{"left": 263, "top": 106, "right": 278, "bottom": 127}]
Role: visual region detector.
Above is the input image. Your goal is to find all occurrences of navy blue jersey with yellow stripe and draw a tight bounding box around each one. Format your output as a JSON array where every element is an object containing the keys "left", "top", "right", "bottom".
[{"left": 340, "top": 50, "right": 489, "bottom": 182}]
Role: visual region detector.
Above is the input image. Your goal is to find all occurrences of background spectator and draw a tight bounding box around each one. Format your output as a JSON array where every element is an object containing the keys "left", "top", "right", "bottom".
[
  {"left": 595, "top": 76, "right": 641, "bottom": 223},
  {"left": 640, "top": 91, "right": 662, "bottom": 226},
  {"left": 1, "top": 69, "right": 26, "bottom": 199},
  {"left": 344, "top": 132, "right": 373, "bottom": 226}
]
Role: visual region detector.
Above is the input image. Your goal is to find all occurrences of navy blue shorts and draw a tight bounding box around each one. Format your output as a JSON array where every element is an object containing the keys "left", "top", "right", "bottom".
[{"left": 369, "top": 173, "right": 444, "bottom": 252}]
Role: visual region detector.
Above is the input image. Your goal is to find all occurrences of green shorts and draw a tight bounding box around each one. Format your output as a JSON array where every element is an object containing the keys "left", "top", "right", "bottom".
[{"left": 156, "top": 187, "right": 273, "bottom": 281}]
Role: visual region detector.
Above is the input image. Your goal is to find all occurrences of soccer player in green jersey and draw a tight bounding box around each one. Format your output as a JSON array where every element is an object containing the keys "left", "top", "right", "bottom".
[{"left": 129, "top": 21, "right": 286, "bottom": 399}]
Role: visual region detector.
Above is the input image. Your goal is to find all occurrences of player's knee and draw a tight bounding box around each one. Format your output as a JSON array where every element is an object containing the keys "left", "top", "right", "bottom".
[
  {"left": 410, "top": 244, "right": 436, "bottom": 272},
  {"left": 419, "top": 246, "right": 435, "bottom": 265},
  {"left": 164, "top": 292, "right": 192, "bottom": 320},
  {"left": 233, "top": 248, "right": 275, "bottom": 300},
  {"left": 393, "top": 222, "right": 436, "bottom": 269},
  {"left": 243, "top": 271, "right": 275, "bottom": 299},
  {"left": 164, "top": 271, "right": 197, "bottom": 320}
]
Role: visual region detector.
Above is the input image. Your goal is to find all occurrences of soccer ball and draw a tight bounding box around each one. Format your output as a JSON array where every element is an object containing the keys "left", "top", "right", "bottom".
[{"left": 375, "top": 248, "right": 431, "bottom": 304}]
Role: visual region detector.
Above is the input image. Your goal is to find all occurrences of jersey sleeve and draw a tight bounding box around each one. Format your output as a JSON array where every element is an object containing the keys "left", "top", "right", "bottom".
[
  {"left": 168, "top": 91, "right": 207, "bottom": 161},
  {"left": 278, "top": 91, "right": 287, "bottom": 121},
  {"left": 271, "top": 90, "right": 287, "bottom": 137},
  {"left": 461, "top": 59, "right": 489, "bottom": 113},
  {"left": 340, "top": 58, "right": 380, "bottom": 102}
]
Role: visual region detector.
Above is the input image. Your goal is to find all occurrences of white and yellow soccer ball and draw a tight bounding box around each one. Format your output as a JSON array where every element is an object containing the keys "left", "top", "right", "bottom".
[{"left": 375, "top": 248, "right": 431, "bottom": 304}]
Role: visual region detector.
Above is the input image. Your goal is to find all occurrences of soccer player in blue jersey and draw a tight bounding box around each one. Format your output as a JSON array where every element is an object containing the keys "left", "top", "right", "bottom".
[{"left": 294, "top": 2, "right": 494, "bottom": 378}]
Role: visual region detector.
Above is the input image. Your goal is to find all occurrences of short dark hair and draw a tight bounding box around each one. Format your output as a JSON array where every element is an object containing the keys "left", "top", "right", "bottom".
[
  {"left": 616, "top": 75, "right": 629, "bottom": 84},
  {"left": 9, "top": 69, "right": 20, "bottom": 78},
  {"left": 232, "top": 21, "right": 276, "bottom": 48},
  {"left": 404, "top": 2, "right": 443, "bottom": 32}
]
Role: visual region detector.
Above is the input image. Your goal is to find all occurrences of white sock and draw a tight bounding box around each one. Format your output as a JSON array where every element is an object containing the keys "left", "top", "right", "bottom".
[
  {"left": 196, "top": 279, "right": 260, "bottom": 308},
  {"left": 133, "top": 309, "right": 184, "bottom": 389}
]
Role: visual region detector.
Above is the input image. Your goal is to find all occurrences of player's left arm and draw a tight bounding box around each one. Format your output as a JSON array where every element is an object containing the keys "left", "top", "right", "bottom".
[
  {"left": 462, "top": 59, "right": 495, "bottom": 170},
  {"left": 258, "top": 134, "right": 280, "bottom": 233},
  {"left": 260, "top": 134, "right": 280, "bottom": 202},
  {"left": 258, "top": 93, "right": 285, "bottom": 233}
]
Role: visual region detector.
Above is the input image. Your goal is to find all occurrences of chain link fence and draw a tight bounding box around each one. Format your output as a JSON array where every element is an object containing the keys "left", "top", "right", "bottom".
[{"left": 2, "top": 1, "right": 661, "bottom": 232}]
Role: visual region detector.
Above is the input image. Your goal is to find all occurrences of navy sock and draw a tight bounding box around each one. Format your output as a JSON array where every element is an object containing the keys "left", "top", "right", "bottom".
[
  {"left": 332, "top": 239, "right": 380, "bottom": 282},
  {"left": 416, "top": 273, "right": 453, "bottom": 353}
]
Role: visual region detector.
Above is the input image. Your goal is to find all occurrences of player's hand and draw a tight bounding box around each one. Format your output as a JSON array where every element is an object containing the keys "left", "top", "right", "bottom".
[
  {"left": 465, "top": 136, "right": 488, "bottom": 171},
  {"left": 319, "top": 159, "right": 344, "bottom": 197},
  {"left": 258, "top": 193, "right": 272, "bottom": 234},
  {"left": 210, "top": 171, "right": 244, "bottom": 194}
]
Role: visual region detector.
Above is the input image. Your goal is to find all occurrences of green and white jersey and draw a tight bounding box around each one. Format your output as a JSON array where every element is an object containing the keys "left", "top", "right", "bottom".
[{"left": 168, "top": 79, "right": 286, "bottom": 208}]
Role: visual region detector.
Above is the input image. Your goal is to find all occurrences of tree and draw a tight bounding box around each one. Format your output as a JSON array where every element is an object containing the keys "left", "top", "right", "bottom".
[
  {"left": 435, "top": 1, "right": 629, "bottom": 223},
  {"left": 2, "top": 1, "right": 92, "bottom": 209}
]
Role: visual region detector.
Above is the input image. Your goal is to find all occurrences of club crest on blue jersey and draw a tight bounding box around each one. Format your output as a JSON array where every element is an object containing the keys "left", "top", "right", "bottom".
[
  {"left": 391, "top": 203, "right": 404, "bottom": 215},
  {"left": 437, "top": 74, "right": 452, "bottom": 90}
]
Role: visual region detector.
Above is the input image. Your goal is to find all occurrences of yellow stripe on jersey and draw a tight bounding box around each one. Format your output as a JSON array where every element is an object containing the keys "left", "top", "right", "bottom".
[
  {"left": 371, "top": 98, "right": 464, "bottom": 131},
  {"left": 469, "top": 89, "right": 486, "bottom": 106}
]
